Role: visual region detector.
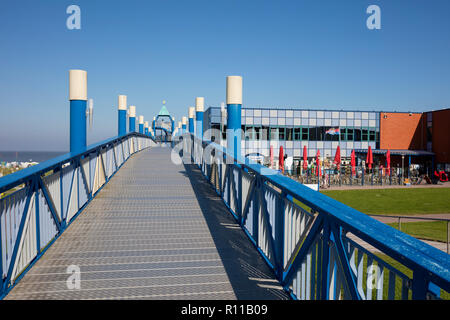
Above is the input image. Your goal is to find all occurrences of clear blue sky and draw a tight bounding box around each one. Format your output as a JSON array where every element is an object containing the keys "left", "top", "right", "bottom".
[{"left": 0, "top": 0, "right": 449, "bottom": 151}]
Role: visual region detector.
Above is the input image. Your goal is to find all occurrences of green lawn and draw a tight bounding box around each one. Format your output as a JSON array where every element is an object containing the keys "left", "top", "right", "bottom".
[
  {"left": 387, "top": 221, "right": 449, "bottom": 243},
  {"left": 321, "top": 188, "right": 450, "bottom": 215}
]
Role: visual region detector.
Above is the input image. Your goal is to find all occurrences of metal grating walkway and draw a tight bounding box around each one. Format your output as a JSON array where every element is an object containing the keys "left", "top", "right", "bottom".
[{"left": 5, "top": 147, "right": 288, "bottom": 300}]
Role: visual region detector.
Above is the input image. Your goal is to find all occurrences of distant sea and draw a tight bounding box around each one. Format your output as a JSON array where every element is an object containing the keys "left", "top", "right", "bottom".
[{"left": 0, "top": 151, "right": 67, "bottom": 163}]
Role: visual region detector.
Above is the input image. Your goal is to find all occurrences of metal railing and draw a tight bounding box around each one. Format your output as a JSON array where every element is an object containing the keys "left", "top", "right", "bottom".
[
  {"left": 181, "top": 134, "right": 450, "bottom": 300},
  {"left": 0, "top": 132, "right": 156, "bottom": 298},
  {"left": 367, "top": 214, "right": 450, "bottom": 254}
]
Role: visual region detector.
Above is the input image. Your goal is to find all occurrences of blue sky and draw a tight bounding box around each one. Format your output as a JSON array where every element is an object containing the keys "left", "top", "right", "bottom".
[{"left": 0, "top": 0, "right": 449, "bottom": 151}]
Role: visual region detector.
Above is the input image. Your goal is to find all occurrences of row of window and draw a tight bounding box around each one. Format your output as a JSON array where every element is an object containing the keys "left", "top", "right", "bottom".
[{"left": 209, "top": 125, "right": 379, "bottom": 142}]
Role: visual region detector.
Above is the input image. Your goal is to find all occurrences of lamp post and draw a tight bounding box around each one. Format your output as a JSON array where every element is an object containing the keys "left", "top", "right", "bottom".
[
  {"left": 195, "top": 97, "right": 204, "bottom": 140},
  {"left": 188, "top": 107, "right": 195, "bottom": 135},
  {"left": 129, "top": 106, "right": 136, "bottom": 133},
  {"left": 118, "top": 95, "right": 127, "bottom": 136},
  {"left": 138, "top": 115, "right": 144, "bottom": 134},
  {"left": 69, "top": 69, "right": 87, "bottom": 153},
  {"left": 226, "top": 76, "right": 242, "bottom": 159}
]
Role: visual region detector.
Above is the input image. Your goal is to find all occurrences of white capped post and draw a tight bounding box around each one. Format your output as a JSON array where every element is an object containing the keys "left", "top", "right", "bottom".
[
  {"left": 226, "top": 76, "right": 242, "bottom": 159},
  {"left": 129, "top": 105, "right": 136, "bottom": 132},
  {"left": 69, "top": 69, "right": 87, "bottom": 153},
  {"left": 118, "top": 95, "right": 127, "bottom": 136},
  {"left": 195, "top": 97, "right": 204, "bottom": 139}
]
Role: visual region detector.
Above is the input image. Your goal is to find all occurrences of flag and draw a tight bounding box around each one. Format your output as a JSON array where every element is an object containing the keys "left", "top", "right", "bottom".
[{"left": 325, "top": 128, "right": 340, "bottom": 135}]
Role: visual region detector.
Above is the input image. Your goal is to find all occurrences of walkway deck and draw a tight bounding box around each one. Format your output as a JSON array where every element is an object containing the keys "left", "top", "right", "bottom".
[{"left": 5, "top": 147, "right": 288, "bottom": 300}]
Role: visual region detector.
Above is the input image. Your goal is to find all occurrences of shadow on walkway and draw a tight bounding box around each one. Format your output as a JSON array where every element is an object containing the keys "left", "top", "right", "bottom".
[{"left": 182, "top": 163, "right": 289, "bottom": 300}]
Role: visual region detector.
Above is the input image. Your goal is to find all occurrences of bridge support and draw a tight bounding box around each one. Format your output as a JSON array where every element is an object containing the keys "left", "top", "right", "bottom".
[
  {"left": 196, "top": 97, "right": 204, "bottom": 140},
  {"left": 226, "top": 76, "right": 242, "bottom": 159},
  {"left": 139, "top": 115, "right": 144, "bottom": 134},
  {"left": 129, "top": 106, "right": 136, "bottom": 133},
  {"left": 69, "top": 69, "right": 87, "bottom": 153},
  {"left": 188, "top": 106, "right": 195, "bottom": 134},
  {"left": 118, "top": 95, "right": 127, "bottom": 136}
]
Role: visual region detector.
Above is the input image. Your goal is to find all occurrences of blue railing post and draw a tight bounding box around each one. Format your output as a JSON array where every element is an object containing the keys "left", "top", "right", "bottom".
[
  {"left": 69, "top": 69, "right": 87, "bottom": 153},
  {"left": 275, "top": 191, "right": 286, "bottom": 279},
  {"left": 118, "top": 95, "right": 127, "bottom": 136},
  {"left": 138, "top": 115, "right": 144, "bottom": 134},
  {"left": 195, "top": 97, "right": 204, "bottom": 140},
  {"left": 320, "top": 219, "right": 331, "bottom": 300},
  {"left": 226, "top": 76, "right": 242, "bottom": 159},
  {"left": 129, "top": 106, "right": 136, "bottom": 133},
  {"left": 144, "top": 121, "right": 149, "bottom": 136}
]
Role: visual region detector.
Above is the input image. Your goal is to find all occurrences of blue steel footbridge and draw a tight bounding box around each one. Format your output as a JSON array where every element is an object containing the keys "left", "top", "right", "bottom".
[{"left": 0, "top": 71, "right": 449, "bottom": 300}]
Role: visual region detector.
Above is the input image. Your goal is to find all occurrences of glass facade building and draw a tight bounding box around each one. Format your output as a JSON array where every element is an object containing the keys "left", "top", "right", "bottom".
[{"left": 204, "top": 107, "right": 379, "bottom": 159}]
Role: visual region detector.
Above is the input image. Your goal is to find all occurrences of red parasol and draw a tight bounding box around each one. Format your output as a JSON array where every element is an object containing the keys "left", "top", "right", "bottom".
[
  {"left": 333, "top": 146, "right": 341, "bottom": 170},
  {"left": 386, "top": 149, "right": 391, "bottom": 176},
  {"left": 279, "top": 146, "right": 284, "bottom": 173},
  {"left": 270, "top": 145, "right": 273, "bottom": 169},
  {"left": 366, "top": 146, "right": 373, "bottom": 170},
  {"left": 303, "top": 145, "right": 308, "bottom": 171},
  {"left": 316, "top": 149, "right": 321, "bottom": 177},
  {"left": 350, "top": 149, "right": 356, "bottom": 176}
]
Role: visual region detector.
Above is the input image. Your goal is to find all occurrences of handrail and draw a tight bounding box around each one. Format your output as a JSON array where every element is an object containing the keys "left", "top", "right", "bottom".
[
  {"left": 0, "top": 132, "right": 155, "bottom": 298},
  {"left": 0, "top": 133, "right": 154, "bottom": 193},
  {"left": 181, "top": 133, "right": 450, "bottom": 300}
]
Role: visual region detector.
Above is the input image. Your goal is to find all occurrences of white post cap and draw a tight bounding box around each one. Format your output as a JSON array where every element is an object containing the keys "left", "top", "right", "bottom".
[
  {"left": 182, "top": 116, "right": 187, "bottom": 125},
  {"left": 178, "top": 121, "right": 182, "bottom": 127},
  {"left": 144, "top": 121, "right": 149, "bottom": 128},
  {"left": 118, "top": 95, "right": 127, "bottom": 110},
  {"left": 226, "top": 75, "right": 242, "bottom": 105},
  {"left": 69, "top": 69, "right": 87, "bottom": 101},
  {"left": 153, "top": 116, "right": 156, "bottom": 121},
  {"left": 188, "top": 107, "right": 195, "bottom": 118},
  {"left": 129, "top": 106, "right": 136, "bottom": 117},
  {"left": 195, "top": 97, "right": 204, "bottom": 112},
  {"left": 139, "top": 115, "right": 144, "bottom": 124}
]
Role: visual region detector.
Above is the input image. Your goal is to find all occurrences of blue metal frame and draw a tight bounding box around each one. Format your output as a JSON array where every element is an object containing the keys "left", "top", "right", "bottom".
[
  {"left": 0, "top": 132, "right": 154, "bottom": 299},
  {"left": 185, "top": 133, "right": 450, "bottom": 300}
]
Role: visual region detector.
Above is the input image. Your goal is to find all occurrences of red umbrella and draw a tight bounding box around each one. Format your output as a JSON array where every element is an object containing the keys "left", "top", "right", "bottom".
[
  {"left": 270, "top": 145, "right": 274, "bottom": 169},
  {"left": 279, "top": 146, "right": 284, "bottom": 173},
  {"left": 333, "top": 146, "right": 341, "bottom": 170},
  {"left": 366, "top": 146, "right": 373, "bottom": 170},
  {"left": 386, "top": 149, "right": 391, "bottom": 176},
  {"left": 303, "top": 145, "right": 308, "bottom": 171},
  {"left": 316, "top": 149, "right": 321, "bottom": 177},
  {"left": 350, "top": 149, "right": 356, "bottom": 176}
]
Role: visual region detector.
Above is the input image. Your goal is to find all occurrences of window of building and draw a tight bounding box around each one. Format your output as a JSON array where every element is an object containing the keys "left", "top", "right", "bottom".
[
  {"left": 354, "top": 129, "right": 361, "bottom": 141},
  {"left": 340, "top": 128, "right": 347, "bottom": 141},
  {"left": 369, "top": 130, "right": 376, "bottom": 141},
  {"left": 255, "top": 126, "right": 261, "bottom": 140},
  {"left": 270, "top": 127, "right": 279, "bottom": 140},
  {"left": 294, "top": 128, "right": 301, "bottom": 141},
  {"left": 261, "top": 126, "right": 269, "bottom": 140},
  {"left": 279, "top": 128, "right": 286, "bottom": 140},
  {"left": 301, "top": 127, "right": 309, "bottom": 140},
  {"left": 362, "top": 129, "right": 368, "bottom": 141},
  {"left": 309, "top": 127, "right": 318, "bottom": 141},
  {"left": 286, "top": 128, "right": 293, "bottom": 141},
  {"left": 347, "top": 128, "right": 354, "bottom": 141}
]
